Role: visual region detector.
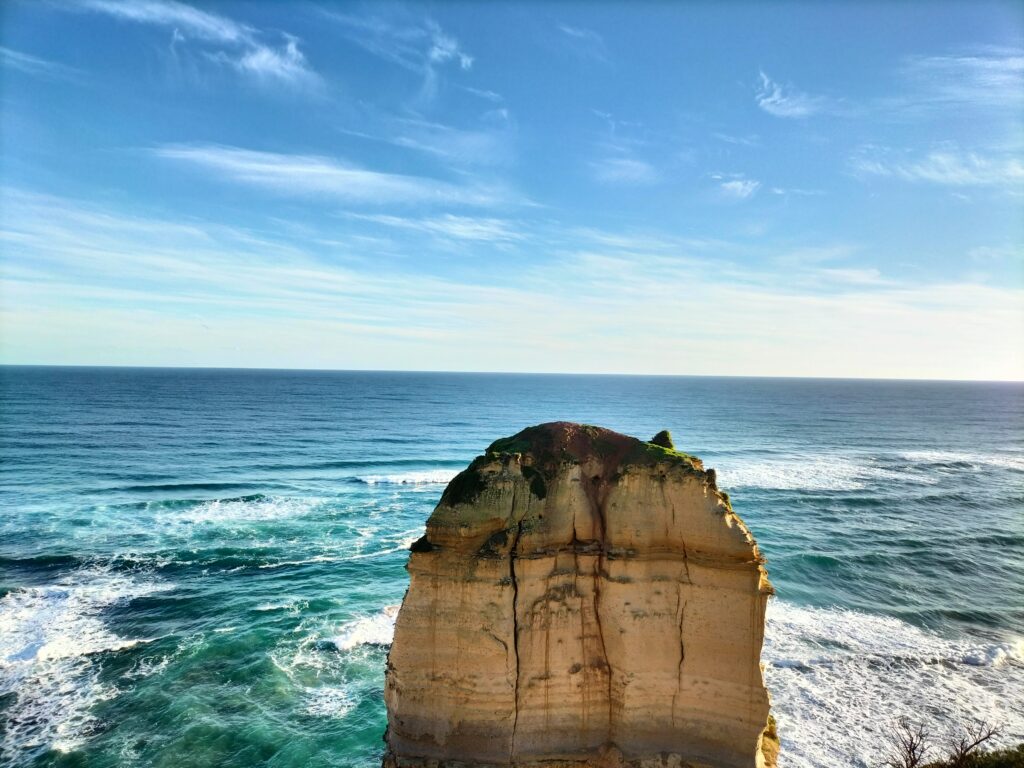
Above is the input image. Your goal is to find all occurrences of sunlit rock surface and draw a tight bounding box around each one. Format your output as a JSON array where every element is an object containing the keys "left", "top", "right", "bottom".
[{"left": 383, "top": 422, "right": 777, "bottom": 768}]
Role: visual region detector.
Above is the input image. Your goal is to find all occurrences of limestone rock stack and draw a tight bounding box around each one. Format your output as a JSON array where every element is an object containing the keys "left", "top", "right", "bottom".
[{"left": 383, "top": 422, "right": 777, "bottom": 768}]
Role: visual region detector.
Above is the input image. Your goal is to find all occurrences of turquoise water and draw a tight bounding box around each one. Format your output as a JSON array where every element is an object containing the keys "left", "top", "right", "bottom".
[{"left": 1, "top": 367, "right": 1022, "bottom": 768}]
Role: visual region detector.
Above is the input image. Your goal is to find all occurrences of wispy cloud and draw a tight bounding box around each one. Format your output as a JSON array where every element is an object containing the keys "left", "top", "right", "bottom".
[
  {"left": 151, "top": 144, "right": 509, "bottom": 206},
  {"left": 215, "top": 35, "right": 314, "bottom": 86},
  {"left": 851, "top": 144, "right": 1024, "bottom": 188},
  {"left": 0, "top": 46, "right": 80, "bottom": 80},
  {"left": 558, "top": 24, "right": 608, "bottom": 61},
  {"left": 389, "top": 117, "right": 511, "bottom": 166},
  {"left": 322, "top": 11, "right": 471, "bottom": 102},
  {"left": 347, "top": 213, "right": 524, "bottom": 243},
  {"left": 3, "top": 187, "right": 1022, "bottom": 379},
  {"left": 969, "top": 245, "right": 1022, "bottom": 263},
  {"left": 460, "top": 85, "right": 503, "bottom": 103},
  {"left": 78, "top": 0, "right": 247, "bottom": 41},
  {"left": 755, "top": 71, "right": 827, "bottom": 118},
  {"left": 588, "top": 111, "right": 658, "bottom": 184},
  {"left": 713, "top": 132, "right": 760, "bottom": 147},
  {"left": 73, "top": 0, "right": 320, "bottom": 89},
  {"left": 337, "top": 111, "right": 513, "bottom": 169},
  {"left": 590, "top": 156, "right": 658, "bottom": 185},
  {"left": 900, "top": 47, "right": 1024, "bottom": 110},
  {"left": 770, "top": 187, "right": 823, "bottom": 197},
  {"left": 817, "top": 267, "right": 891, "bottom": 286}
]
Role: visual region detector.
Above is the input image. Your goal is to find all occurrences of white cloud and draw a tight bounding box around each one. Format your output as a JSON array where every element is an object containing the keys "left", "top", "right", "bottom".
[
  {"left": 426, "top": 20, "right": 472, "bottom": 69},
  {"left": 720, "top": 179, "right": 760, "bottom": 199},
  {"left": 756, "top": 71, "right": 826, "bottom": 118},
  {"left": 851, "top": 144, "right": 1024, "bottom": 187},
  {"left": 590, "top": 156, "right": 658, "bottom": 185},
  {"left": 74, "top": 0, "right": 319, "bottom": 89},
  {"left": 225, "top": 36, "right": 316, "bottom": 86},
  {"left": 151, "top": 144, "right": 508, "bottom": 206},
  {"left": 79, "top": 0, "right": 246, "bottom": 41}
]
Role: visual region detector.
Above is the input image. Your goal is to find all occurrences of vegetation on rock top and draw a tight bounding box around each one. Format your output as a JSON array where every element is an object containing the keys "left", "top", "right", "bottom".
[
  {"left": 650, "top": 429, "right": 674, "bottom": 448},
  {"left": 484, "top": 422, "right": 700, "bottom": 471}
]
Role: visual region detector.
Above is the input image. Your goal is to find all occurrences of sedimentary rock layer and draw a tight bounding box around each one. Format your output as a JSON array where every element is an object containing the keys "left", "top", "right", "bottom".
[{"left": 383, "top": 422, "right": 776, "bottom": 768}]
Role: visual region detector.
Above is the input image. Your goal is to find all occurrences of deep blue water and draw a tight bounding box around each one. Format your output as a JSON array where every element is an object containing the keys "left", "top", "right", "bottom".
[{"left": 1, "top": 367, "right": 1022, "bottom": 768}]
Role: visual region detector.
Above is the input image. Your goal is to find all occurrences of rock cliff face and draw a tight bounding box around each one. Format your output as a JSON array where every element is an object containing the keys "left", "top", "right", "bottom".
[{"left": 383, "top": 422, "right": 776, "bottom": 768}]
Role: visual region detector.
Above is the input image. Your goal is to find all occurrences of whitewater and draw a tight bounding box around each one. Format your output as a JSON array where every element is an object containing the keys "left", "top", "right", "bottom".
[{"left": 1, "top": 368, "right": 1021, "bottom": 767}]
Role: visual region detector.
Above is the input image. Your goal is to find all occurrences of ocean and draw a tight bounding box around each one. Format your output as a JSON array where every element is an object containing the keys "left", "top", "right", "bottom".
[{"left": 1, "top": 367, "right": 1021, "bottom": 768}]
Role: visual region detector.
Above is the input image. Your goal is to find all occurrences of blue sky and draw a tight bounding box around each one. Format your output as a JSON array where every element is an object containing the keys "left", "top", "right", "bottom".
[{"left": 1, "top": 1, "right": 1022, "bottom": 379}]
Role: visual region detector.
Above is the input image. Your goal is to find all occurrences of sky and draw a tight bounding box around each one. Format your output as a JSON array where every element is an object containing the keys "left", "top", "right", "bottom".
[{"left": 1, "top": 1, "right": 1022, "bottom": 379}]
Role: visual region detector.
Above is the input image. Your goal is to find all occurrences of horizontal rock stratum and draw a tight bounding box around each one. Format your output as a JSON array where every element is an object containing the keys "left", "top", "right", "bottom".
[{"left": 383, "top": 422, "right": 777, "bottom": 768}]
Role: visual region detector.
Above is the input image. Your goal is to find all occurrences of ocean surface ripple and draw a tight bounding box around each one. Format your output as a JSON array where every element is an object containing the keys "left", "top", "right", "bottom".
[{"left": 1, "top": 368, "right": 1022, "bottom": 768}]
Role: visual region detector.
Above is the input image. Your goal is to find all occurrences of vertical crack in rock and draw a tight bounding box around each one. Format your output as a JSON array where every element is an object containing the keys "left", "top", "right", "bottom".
[
  {"left": 383, "top": 422, "right": 775, "bottom": 768},
  {"left": 508, "top": 514, "right": 523, "bottom": 764},
  {"left": 585, "top": 470, "right": 614, "bottom": 740}
]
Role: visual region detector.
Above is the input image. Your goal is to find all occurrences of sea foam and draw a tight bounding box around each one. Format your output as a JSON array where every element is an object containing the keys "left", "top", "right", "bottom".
[
  {"left": 764, "top": 601, "right": 1024, "bottom": 768},
  {"left": 898, "top": 449, "right": 1024, "bottom": 473},
  {"left": 329, "top": 605, "right": 401, "bottom": 652},
  {"left": 0, "top": 568, "right": 172, "bottom": 760},
  {"left": 716, "top": 456, "right": 904, "bottom": 491},
  {"left": 158, "top": 495, "right": 320, "bottom": 525}
]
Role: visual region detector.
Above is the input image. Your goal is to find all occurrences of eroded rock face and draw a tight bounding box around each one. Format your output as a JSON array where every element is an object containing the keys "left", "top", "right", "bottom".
[{"left": 383, "top": 422, "right": 777, "bottom": 768}]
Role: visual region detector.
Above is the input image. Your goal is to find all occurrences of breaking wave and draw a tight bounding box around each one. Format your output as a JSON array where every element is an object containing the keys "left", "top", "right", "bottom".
[
  {"left": 328, "top": 606, "right": 400, "bottom": 652},
  {"left": 354, "top": 470, "right": 458, "bottom": 486},
  {"left": 764, "top": 600, "right": 1024, "bottom": 768},
  {"left": 0, "top": 568, "right": 173, "bottom": 761}
]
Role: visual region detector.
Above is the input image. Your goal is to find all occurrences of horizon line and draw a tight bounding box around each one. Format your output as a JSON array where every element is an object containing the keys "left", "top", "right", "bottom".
[{"left": 1, "top": 363, "right": 1021, "bottom": 385}]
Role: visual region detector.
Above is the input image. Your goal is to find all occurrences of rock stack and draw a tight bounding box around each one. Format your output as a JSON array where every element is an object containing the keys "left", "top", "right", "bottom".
[{"left": 383, "top": 422, "right": 777, "bottom": 768}]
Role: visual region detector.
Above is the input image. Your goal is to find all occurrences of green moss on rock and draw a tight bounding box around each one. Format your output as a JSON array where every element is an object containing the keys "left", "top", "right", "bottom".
[{"left": 650, "top": 430, "right": 674, "bottom": 449}]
